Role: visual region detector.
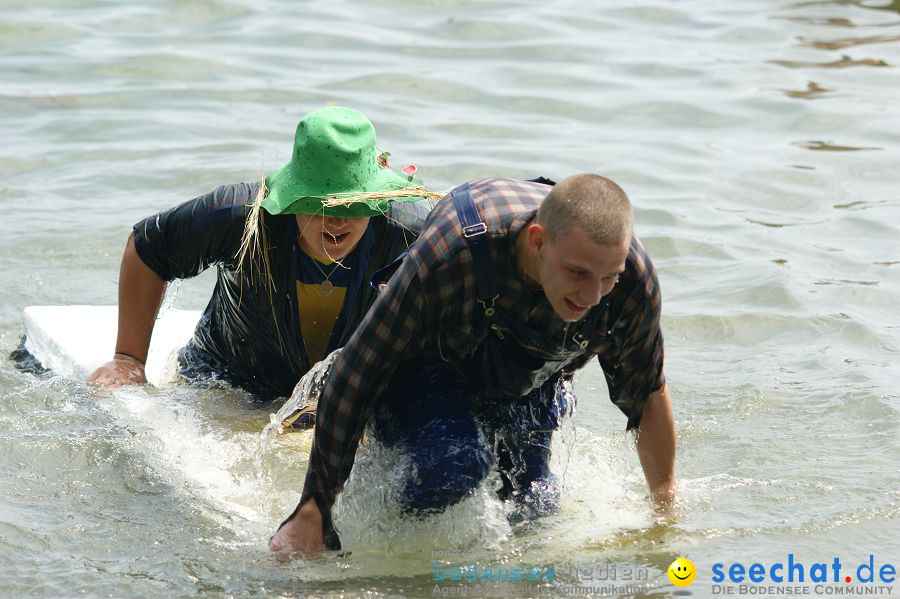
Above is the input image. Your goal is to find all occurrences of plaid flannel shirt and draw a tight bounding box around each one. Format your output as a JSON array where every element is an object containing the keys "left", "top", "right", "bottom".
[{"left": 300, "top": 177, "right": 665, "bottom": 526}]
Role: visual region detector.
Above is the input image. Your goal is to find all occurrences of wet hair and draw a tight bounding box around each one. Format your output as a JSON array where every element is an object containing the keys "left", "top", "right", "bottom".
[{"left": 536, "top": 174, "right": 633, "bottom": 245}]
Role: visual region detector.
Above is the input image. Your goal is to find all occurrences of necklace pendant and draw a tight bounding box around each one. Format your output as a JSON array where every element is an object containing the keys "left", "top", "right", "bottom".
[{"left": 319, "top": 280, "right": 334, "bottom": 296}]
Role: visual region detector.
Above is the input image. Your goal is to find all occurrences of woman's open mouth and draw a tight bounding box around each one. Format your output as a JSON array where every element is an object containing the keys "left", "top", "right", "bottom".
[{"left": 324, "top": 231, "right": 349, "bottom": 245}]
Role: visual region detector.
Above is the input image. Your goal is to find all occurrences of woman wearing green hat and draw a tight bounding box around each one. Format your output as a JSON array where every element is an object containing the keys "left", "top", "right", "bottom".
[{"left": 89, "top": 106, "right": 437, "bottom": 399}]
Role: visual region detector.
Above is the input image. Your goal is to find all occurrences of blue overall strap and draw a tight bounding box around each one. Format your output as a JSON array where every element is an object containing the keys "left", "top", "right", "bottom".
[{"left": 451, "top": 185, "right": 498, "bottom": 308}]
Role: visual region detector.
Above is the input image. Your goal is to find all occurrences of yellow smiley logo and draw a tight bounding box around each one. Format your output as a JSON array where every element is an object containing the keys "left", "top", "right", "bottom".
[{"left": 668, "top": 557, "right": 697, "bottom": 587}]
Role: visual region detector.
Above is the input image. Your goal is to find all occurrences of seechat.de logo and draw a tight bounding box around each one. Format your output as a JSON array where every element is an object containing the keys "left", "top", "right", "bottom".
[{"left": 711, "top": 554, "right": 896, "bottom": 585}]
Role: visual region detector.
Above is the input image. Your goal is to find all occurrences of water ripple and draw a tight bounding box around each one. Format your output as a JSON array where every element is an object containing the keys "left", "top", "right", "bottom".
[
  {"left": 2, "top": 0, "right": 900, "bottom": 594},
  {"left": 770, "top": 54, "right": 890, "bottom": 67}
]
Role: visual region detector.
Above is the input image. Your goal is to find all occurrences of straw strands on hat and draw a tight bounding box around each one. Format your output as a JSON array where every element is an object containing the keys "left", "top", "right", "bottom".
[
  {"left": 234, "top": 176, "right": 285, "bottom": 347},
  {"left": 319, "top": 186, "right": 445, "bottom": 208},
  {"left": 235, "top": 175, "right": 272, "bottom": 290}
]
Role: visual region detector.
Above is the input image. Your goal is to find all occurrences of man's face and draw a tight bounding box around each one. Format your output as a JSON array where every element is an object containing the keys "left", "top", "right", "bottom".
[
  {"left": 295, "top": 213, "right": 370, "bottom": 261},
  {"left": 530, "top": 224, "right": 629, "bottom": 322}
]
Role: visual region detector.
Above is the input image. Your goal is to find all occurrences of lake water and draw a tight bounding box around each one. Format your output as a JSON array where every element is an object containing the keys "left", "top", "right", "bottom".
[{"left": 1, "top": 0, "right": 898, "bottom": 597}]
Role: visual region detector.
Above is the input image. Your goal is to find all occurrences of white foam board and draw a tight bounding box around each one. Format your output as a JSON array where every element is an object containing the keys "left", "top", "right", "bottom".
[{"left": 22, "top": 305, "right": 201, "bottom": 386}]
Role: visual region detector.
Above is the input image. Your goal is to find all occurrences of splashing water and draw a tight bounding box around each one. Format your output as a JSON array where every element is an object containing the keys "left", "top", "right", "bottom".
[
  {"left": 255, "top": 349, "right": 341, "bottom": 476},
  {"left": 157, "top": 279, "right": 182, "bottom": 317}
]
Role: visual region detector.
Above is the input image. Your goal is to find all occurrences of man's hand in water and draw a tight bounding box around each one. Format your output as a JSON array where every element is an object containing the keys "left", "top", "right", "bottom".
[
  {"left": 269, "top": 499, "right": 324, "bottom": 556},
  {"left": 88, "top": 354, "right": 147, "bottom": 388},
  {"left": 636, "top": 384, "right": 677, "bottom": 507}
]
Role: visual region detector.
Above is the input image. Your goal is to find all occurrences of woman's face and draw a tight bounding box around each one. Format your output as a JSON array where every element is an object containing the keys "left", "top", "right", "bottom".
[{"left": 295, "top": 213, "right": 370, "bottom": 261}]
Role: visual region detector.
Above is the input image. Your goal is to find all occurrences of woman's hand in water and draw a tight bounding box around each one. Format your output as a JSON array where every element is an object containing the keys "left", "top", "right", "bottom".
[{"left": 88, "top": 354, "right": 148, "bottom": 388}]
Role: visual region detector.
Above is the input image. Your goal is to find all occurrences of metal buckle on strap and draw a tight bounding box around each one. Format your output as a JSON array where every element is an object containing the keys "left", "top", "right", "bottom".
[
  {"left": 478, "top": 294, "right": 499, "bottom": 317},
  {"left": 572, "top": 332, "right": 590, "bottom": 349},
  {"left": 462, "top": 222, "right": 487, "bottom": 238}
]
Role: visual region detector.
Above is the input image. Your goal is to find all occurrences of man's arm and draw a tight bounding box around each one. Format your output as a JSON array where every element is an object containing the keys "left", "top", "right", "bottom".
[
  {"left": 635, "top": 383, "right": 676, "bottom": 504},
  {"left": 269, "top": 244, "right": 438, "bottom": 555},
  {"left": 88, "top": 233, "right": 165, "bottom": 387}
]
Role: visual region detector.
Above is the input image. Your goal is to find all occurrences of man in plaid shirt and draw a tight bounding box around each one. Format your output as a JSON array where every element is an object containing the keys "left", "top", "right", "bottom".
[{"left": 270, "top": 174, "right": 676, "bottom": 553}]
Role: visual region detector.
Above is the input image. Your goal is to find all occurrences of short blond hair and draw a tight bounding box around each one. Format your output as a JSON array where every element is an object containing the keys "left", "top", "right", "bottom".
[{"left": 536, "top": 174, "right": 633, "bottom": 245}]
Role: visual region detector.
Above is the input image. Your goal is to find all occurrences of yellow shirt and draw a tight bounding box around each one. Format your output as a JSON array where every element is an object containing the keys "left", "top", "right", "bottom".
[{"left": 296, "top": 253, "right": 348, "bottom": 364}]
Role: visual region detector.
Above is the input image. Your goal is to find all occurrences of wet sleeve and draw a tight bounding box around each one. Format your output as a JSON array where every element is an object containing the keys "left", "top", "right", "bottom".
[
  {"left": 131, "top": 184, "right": 249, "bottom": 282},
  {"left": 597, "top": 257, "right": 666, "bottom": 431},
  {"left": 299, "top": 248, "right": 433, "bottom": 531},
  {"left": 385, "top": 198, "right": 432, "bottom": 235}
]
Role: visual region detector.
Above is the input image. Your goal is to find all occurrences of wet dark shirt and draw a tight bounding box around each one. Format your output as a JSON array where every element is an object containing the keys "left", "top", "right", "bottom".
[
  {"left": 301, "top": 177, "right": 665, "bottom": 524},
  {"left": 132, "top": 182, "right": 426, "bottom": 398}
]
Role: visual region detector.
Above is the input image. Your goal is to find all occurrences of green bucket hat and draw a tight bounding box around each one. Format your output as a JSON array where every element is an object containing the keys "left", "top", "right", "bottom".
[{"left": 261, "top": 106, "right": 427, "bottom": 218}]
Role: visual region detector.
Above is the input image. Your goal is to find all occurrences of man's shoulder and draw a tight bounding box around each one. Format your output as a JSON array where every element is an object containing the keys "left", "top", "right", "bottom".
[
  {"left": 467, "top": 176, "right": 553, "bottom": 197},
  {"left": 410, "top": 178, "right": 544, "bottom": 266},
  {"left": 627, "top": 235, "right": 658, "bottom": 283},
  {"left": 468, "top": 177, "right": 550, "bottom": 218},
  {"left": 615, "top": 234, "right": 662, "bottom": 311},
  {"left": 423, "top": 177, "right": 549, "bottom": 235}
]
